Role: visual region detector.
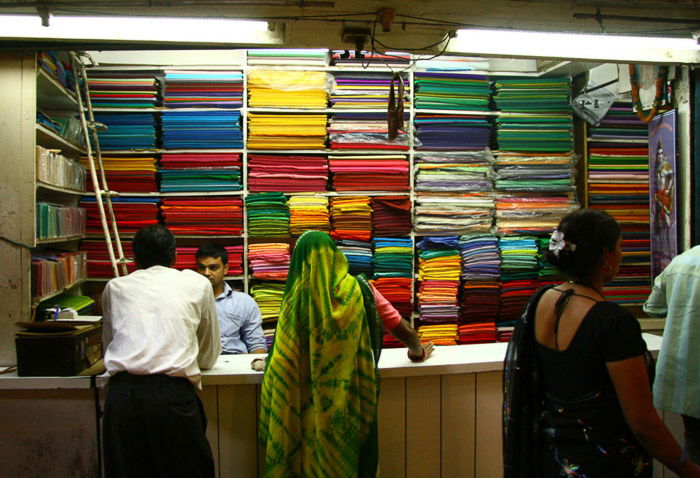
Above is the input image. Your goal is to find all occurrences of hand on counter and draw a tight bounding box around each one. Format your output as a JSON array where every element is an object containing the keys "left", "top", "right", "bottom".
[
  {"left": 251, "top": 357, "right": 266, "bottom": 372},
  {"left": 408, "top": 342, "right": 434, "bottom": 362}
]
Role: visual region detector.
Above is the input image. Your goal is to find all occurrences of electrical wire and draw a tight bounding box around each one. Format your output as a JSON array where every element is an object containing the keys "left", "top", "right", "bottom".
[{"left": 0, "top": 236, "right": 32, "bottom": 249}]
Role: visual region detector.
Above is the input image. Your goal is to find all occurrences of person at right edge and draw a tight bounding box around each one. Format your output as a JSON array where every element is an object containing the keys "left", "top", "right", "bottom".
[
  {"left": 503, "top": 209, "right": 700, "bottom": 478},
  {"left": 644, "top": 244, "right": 700, "bottom": 464}
]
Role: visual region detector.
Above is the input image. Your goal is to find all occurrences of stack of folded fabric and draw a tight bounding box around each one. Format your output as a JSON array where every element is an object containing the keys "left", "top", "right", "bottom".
[
  {"left": 458, "top": 234, "right": 501, "bottom": 281},
  {"left": 494, "top": 152, "right": 575, "bottom": 194},
  {"left": 498, "top": 279, "right": 539, "bottom": 326},
  {"left": 493, "top": 77, "right": 572, "bottom": 114},
  {"left": 248, "top": 154, "right": 328, "bottom": 192},
  {"left": 248, "top": 243, "right": 290, "bottom": 281},
  {"left": 161, "top": 110, "right": 243, "bottom": 149},
  {"left": 38, "top": 51, "right": 74, "bottom": 91},
  {"left": 495, "top": 195, "right": 579, "bottom": 235},
  {"left": 247, "top": 49, "right": 330, "bottom": 67},
  {"left": 88, "top": 72, "right": 159, "bottom": 108},
  {"left": 159, "top": 153, "right": 242, "bottom": 192},
  {"left": 247, "top": 70, "right": 330, "bottom": 108},
  {"left": 494, "top": 78, "right": 573, "bottom": 152},
  {"left": 496, "top": 235, "right": 540, "bottom": 327},
  {"left": 371, "top": 196, "right": 412, "bottom": 237},
  {"left": 495, "top": 114, "right": 573, "bottom": 152},
  {"left": 537, "top": 237, "right": 561, "bottom": 284},
  {"left": 80, "top": 197, "right": 159, "bottom": 235},
  {"left": 288, "top": 195, "right": 330, "bottom": 235},
  {"left": 458, "top": 322, "right": 498, "bottom": 344},
  {"left": 329, "top": 196, "right": 372, "bottom": 242},
  {"left": 413, "top": 72, "right": 492, "bottom": 151},
  {"left": 80, "top": 239, "right": 136, "bottom": 278},
  {"left": 414, "top": 113, "right": 492, "bottom": 151},
  {"left": 459, "top": 234, "right": 501, "bottom": 344},
  {"left": 372, "top": 237, "right": 413, "bottom": 319},
  {"left": 459, "top": 280, "right": 501, "bottom": 324},
  {"left": 336, "top": 239, "right": 373, "bottom": 276},
  {"left": 81, "top": 155, "right": 158, "bottom": 192},
  {"left": 163, "top": 70, "right": 243, "bottom": 108},
  {"left": 328, "top": 112, "right": 410, "bottom": 150},
  {"left": 160, "top": 196, "right": 244, "bottom": 236},
  {"left": 414, "top": 72, "right": 491, "bottom": 111},
  {"left": 414, "top": 151, "right": 494, "bottom": 193},
  {"left": 416, "top": 236, "right": 461, "bottom": 345},
  {"left": 93, "top": 113, "right": 157, "bottom": 150},
  {"left": 497, "top": 326, "right": 514, "bottom": 342},
  {"left": 174, "top": 245, "right": 243, "bottom": 275},
  {"left": 330, "top": 72, "right": 409, "bottom": 110},
  {"left": 418, "top": 323, "right": 459, "bottom": 346},
  {"left": 249, "top": 282, "right": 286, "bottom": 346},
  {"left": 245, "top": 193, "right": 290, "bottom": 237},
  {"left": 587, "top": 102, "right": 650, "bottom": 305},
  {"left": 499, "top": 236, "right": 539, "bottom": 281},
  {"left": 247, "top": 113, "right": 328, "bottom": 150},
  {"left": 329, "top": 155, "right": 409, "bottom": 191},
  {"left": 413, "top": 194, "right": 495, "bottom": 235}
]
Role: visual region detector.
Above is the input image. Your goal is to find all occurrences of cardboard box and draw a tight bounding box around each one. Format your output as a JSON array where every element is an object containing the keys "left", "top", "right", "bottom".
[{"left": 15, "top": 324, "right": 102, "bottom": 376}]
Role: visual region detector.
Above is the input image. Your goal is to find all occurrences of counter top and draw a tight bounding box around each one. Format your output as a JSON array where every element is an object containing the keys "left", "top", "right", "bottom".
[
  {"left": 202, "top": 332, "right": 662, "bottom": 386},
  {"left": 0, "top": 333, "right": 663, "bottom": 389}
]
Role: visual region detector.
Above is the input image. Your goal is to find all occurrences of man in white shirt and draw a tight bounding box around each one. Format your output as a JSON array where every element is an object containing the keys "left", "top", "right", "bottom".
[
  {"left": 195, "top": 243, "right": 267, "bottom": 354},
  {"left": 101, "top": 224, "right": 221, "bottom": 478}
]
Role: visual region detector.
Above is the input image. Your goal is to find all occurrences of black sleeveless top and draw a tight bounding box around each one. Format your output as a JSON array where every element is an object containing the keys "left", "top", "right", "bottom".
[{"left": 535, "top": 298, "right": 647, "bottom": 399}]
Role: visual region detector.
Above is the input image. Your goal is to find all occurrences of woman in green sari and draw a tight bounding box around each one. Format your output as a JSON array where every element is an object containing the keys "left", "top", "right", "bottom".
[{"left": 258, "top": 230, "right": 396, "bottom": 478}]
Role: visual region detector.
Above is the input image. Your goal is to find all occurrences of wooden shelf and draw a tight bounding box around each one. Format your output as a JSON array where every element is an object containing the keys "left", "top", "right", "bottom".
[
  {"left": 32, "top": 278, "right": 86, "bottom": 306},
  {"left": 36, "top": 69, "right": 78, "bottom": 110},
  {"left": 36, "top": 181, "right": 86, "bottom": 196},
  {"left": 35, "top": 124, "right": 85, "bottom": 155},
  {"left": 35, "top": 234, "right": 84, "bottom": 245}
]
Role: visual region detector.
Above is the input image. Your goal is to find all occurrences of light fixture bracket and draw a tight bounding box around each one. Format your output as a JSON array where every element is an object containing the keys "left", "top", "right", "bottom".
[{"left": 341, "top": 26, "right": 371, "bottom": 53}]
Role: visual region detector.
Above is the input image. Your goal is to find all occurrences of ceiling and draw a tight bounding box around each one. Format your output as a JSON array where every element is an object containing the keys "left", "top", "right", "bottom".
[{"left": 1, "top": 0, "right": 699, "bottom": 53}]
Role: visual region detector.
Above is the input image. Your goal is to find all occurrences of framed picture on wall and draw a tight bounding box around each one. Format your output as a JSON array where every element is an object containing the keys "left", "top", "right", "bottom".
[{"left": 649, "top": 109, "right": 677, "bottom": 279}]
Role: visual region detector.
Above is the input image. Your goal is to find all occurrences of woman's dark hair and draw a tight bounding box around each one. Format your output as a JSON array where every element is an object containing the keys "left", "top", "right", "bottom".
[
  {"left": 545, "top": 209, "right": 620, "bottom": 283},
  {"left": 132, "top": 224, "right": 176, "bottom": 269}
]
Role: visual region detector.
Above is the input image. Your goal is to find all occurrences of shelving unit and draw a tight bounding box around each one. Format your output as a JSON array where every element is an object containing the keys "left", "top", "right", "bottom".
[
  {"left": 32, "top": 53, "right": 90, "bottom": 315},
  {"left": 0, "top": 51, "right": 95, "bottom": 355},
  {"left": 76, "top": 50, "right": 591, "bottom": 348}
]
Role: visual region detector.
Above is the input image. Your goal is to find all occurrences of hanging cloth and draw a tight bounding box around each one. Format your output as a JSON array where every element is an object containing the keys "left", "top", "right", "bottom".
[{"left": 387, "top": 73, "right": 404, "bottom": 140}]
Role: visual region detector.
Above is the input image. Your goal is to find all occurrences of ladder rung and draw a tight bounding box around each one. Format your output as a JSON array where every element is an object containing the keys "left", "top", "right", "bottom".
[
  {"left": 99, "top": 190, "right": 120, "bottom": 197},
  {"left": 88, "top": 121, "right": 107, "bottom": 132}
]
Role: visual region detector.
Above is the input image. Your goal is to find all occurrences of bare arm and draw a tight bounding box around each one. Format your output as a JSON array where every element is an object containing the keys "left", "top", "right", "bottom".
[
  {"left": 389, "top": 318, "right": 434, "bottom": 361},
  {"left": 608, "top": 356, "right": 700, "bottom": 477}
]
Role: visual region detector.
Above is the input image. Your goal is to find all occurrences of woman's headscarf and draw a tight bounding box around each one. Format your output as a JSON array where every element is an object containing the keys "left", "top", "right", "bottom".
[{"left": 259, "top": 230, "right": 380, "bottom": 478}]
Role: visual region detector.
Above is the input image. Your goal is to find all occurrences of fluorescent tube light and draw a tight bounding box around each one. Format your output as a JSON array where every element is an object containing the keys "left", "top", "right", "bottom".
[
  {"left": 449, "top": 29, "right": 700, "bottom": 64},
  {"left": 0, "top": 14, "right": 283, "bottom": 46}
]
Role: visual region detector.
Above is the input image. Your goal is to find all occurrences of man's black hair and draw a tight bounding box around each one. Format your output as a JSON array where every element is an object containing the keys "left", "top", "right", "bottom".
[
  {"left": 132, "top": 224, "right": 176, "bottom": 269},
  {"left": 195, "top": 242, "right": 228, "bottom": 265}
]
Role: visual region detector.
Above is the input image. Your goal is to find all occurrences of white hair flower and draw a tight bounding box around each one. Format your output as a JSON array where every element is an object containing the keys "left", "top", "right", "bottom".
[{"left": 549, "top": 229, "right": 576, "bottom": 257}]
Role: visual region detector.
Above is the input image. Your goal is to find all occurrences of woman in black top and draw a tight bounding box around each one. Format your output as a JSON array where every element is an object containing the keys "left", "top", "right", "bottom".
[{"left": 503, "top": 209, "right": 700, "bottom": 478}]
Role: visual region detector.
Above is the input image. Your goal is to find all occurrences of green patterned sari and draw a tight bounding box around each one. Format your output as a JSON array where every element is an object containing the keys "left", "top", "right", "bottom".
[{"left": 259, "top": 231, "right": 382, "bottom": 478}]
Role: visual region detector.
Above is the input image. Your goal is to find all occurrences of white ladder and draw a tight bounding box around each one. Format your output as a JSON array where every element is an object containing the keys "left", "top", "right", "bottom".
[{"left": 70, "top": 51, "right": 129, "bottom": 277}]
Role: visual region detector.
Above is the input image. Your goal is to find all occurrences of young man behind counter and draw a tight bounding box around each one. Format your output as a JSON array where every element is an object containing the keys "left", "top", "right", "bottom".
[{"left": 195, "top": 243, "right": 268, "bottom": 354}]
